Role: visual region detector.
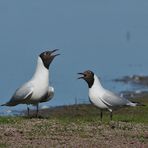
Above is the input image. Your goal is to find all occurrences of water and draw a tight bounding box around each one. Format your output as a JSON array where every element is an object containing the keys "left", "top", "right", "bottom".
[{"left": 0, "top": 1, "right": 148, "bottom": 115}]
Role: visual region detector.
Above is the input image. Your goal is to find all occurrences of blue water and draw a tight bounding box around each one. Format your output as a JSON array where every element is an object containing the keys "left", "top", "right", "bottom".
[{"left": 0, "top": 1, "right": 148, "bottom": 115}]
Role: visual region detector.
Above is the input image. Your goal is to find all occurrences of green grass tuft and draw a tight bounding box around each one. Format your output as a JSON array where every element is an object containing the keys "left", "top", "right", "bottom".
[
  {"left": 0, "top": 116, "right": 24, "bottom": 124},
  {"left": 0, "top": 143, "right": 7, "bottom": 148}
]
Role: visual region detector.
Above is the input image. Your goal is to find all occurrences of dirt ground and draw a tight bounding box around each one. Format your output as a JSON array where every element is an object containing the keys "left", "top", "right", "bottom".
[
  {"left": 0, "top": 104, "right": 147, "bottom": 148},
  {"left": 0, "top": 119, "right": 148, "bottom": 148}
]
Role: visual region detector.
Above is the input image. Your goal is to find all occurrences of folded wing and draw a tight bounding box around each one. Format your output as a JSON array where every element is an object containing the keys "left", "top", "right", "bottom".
[
  {"left": 40, "top": 86, "right": 54, "bottom": 103},
  {"left": 100, "top": 89, "right": 130, "bottom": 107},
  {"left": 6, "top": 83, "right": 33, "bottom": 106}
]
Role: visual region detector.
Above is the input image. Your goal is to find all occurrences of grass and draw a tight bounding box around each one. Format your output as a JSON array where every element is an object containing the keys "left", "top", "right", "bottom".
[
  {"left": 43, "top": 97, "right": 148, "bottom": 124},
  {"left": 0, "top": 116, "right": 23, "bottom": 125},
  {"left": 0, "top": 143, "right": 7, "bottom": 148},
  {"left": 0, "top": 97, "right": 147, "bottom": 124},
  {"left": 0, "top": 97, "right": 147, "bottom": 147}
]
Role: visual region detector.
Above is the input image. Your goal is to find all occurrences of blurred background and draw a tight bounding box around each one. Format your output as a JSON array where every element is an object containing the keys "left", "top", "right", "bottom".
[{"left": 0, "top": 0, "right": 148, "bottom": 115}]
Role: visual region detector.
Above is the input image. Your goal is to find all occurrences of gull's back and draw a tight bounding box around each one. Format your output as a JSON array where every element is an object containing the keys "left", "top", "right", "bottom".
[
  {"left": 9, "top": 82, "right": 34, "bottom": 106},
  {"left": 101, "top": 89, "right": 131, "bottom": 107}
]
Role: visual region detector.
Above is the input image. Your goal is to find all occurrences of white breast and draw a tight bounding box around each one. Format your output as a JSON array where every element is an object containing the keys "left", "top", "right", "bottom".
[
  {"left": 88, "top": 75, "right": 108, "bottom": 109},
  {"left": 29, "top": 57, "right": 49, "bottom": 102},
  {"left": 31, "top": 79, "right": 48, "bottom": 100},
  {"left": 89, "top": 87, "right": 108, "bottom": 109}
]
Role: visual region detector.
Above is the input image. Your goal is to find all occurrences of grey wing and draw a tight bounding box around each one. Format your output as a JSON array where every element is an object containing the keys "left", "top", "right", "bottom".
[
  {"left": 7, "top": 82, "right": 33, "bottom": 106},
  {"left": 40, "top": 86, "right": 54, "bottom": 103},
  {"left": 101, "top": 89, "right": 129, "bottom": 107}
]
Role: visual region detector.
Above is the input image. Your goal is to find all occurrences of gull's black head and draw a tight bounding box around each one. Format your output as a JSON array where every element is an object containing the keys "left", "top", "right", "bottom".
[
  {"left": 78, "top": 70, "right": 94, "bottom": 88},
  {"left": 39, "top": 49, "right": 60, "bottom": 69}
]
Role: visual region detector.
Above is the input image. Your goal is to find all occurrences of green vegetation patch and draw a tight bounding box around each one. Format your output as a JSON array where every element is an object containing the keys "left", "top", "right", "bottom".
[
  {"left": 0, "top": 116, "right": 23, "bottom": 124},
  {"left": 0, "top": 143, "right": 7, "bottom": 148}
]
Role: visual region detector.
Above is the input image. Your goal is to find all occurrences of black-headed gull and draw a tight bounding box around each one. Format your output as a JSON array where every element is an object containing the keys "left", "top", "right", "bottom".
[
  {"left": 2, "top": 49, "right": 59, "bottom": 117},
  {"left": 78, "top": 70, "right": 138, "bottom": 120}
]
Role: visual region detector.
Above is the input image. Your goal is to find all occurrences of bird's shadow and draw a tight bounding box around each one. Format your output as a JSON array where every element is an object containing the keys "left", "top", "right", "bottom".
[{"left": 22, "top": 114, "right": 49, "bottom": 119}]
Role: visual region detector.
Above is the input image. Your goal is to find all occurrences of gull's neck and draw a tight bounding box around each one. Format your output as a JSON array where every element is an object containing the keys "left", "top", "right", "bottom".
[
  {"left": 91, "top": 75, "right": 104, "bottom": 91},
  {"left": 32, "top": 57, "right": 49, "bottom": 81}
]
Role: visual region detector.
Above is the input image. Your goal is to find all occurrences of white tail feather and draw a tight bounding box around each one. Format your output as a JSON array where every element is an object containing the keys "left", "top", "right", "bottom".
[{"left": 127, "top": 102, "right": 137, "bottom": 107}]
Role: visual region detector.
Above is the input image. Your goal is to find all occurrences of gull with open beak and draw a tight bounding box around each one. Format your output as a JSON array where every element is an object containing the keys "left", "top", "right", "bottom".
[
  {"left": 78, "top": 70, "right": 139, "bottom": 121},
  {"left": 2, "top": 49, "right": 60, "bottom": 117}
]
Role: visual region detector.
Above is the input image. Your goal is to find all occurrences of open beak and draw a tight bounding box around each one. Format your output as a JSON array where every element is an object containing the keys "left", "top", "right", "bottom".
[
  {"left": 50, "top": 49, "right": 60, "bottom": 57},
  {"left": 78, "top": 72, "right": 85, "bottom": 79}
]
